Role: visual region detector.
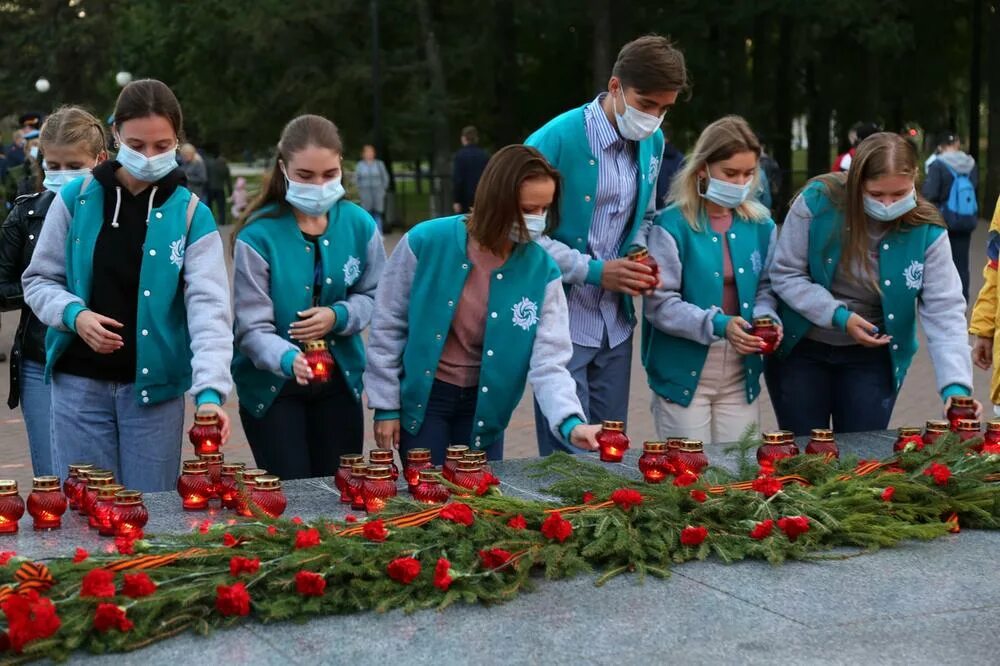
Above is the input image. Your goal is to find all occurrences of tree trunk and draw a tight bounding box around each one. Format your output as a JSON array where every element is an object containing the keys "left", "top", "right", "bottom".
[
  {"left": 416, "top": 0, "right": 452, "bottom": 217},
  {"left": 986, "top": 0, "right": 1000, "bottom": 208},
  {"left": 492, "top": 0, "right": 517, "bottom": 146},
  {"left": 772, "top": 14, "right": 794, "bottom": 219},
  {"left": 805, "top": 59, "right": 832, "bottom": 178},
  {"left": 969, "top": 0, "right": 983, "bottom": 164},
  {"left": 590, "top": 0, "right": 612, "bottom": 93}
]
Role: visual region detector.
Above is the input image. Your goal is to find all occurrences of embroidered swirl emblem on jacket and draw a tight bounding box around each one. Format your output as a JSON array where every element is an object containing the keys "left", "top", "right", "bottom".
[
  {"left": 750, "top": 249, "right": 763, "bottom": 276},
  {"left": 343, "top": 256, "right": 361, "bottom": 286},
  {"left": 511, "top": 297, "right": 539, "bottom": 331},
  {"left": 169, "top": 236, "right": 186, "bottom": 269},
  {"left": 903, "top": 260, "right": 924, "bottom": 290},
  {"left": 649, "top": 155, "right": 659, "bottom": 183}
]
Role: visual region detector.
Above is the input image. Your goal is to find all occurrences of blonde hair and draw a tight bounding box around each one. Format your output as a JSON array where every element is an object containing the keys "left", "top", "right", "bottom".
[
  {"left": 810, "top": 132, "right": 944, "bottom": 289},
  {"left": 38, "top": 106, "right": 106, "bottom": 158},
  {"left": 668, "top": 115, "right": 769, "bottom": 230}
]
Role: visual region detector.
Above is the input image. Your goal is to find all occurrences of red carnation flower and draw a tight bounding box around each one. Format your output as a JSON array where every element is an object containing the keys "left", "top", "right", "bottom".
[
  {"left": 582, "top": 491, "right": 595, "bottom": 503},
  {"left": 540, "top": 512, "right": 573, "bottom": 543},
  {"left": 198, "top": 520, "right": 212, "bottom": 534},
  {"left": 363, "top": 519, "right": 388, "bottom": 542},
  {"left": 610, "top": 488, "right": 644, "bottom": 511},
  {"left": 345, "top": 515, "right": 358, "bottom": 523},
  {"left": 81, "top": 568, "right": 116, "bottom": 598},
  {"left": 294, "top": 528, "right": 322, "bottom": 549},
  {"left": 295, "top": 571, "right": 327, "bottom": 597},
  {"left": 291, "top": 516, "right": 303, "bottom": 525},
  {"left": 223, "top": 533, "right": 239, "bottom": 547},
  {"left": 673, "top": 469, "right": 699, "bottom": 487},
  {"left": 0, "top": 551, "right": 15, "bottom": 566},
  {"left": 115, "top": 536, "right": 136, "bottom": 555},
  {"left": 690, "top": 490, "right": 707, "bottom": 503},
  {"left": 507, "top": 514, "right": 527, "bottom": 530},
  {"left": 440, "top": 502, "right": 475, "bottom": 526},
  {"left": 924, "top": 462, "right": 952, "bottom": 486},
  {"left": 387, "top": 557, "right": 421, "bottom": 584},
  {"left": 1, "top": 589, "right": 60, "bottom": 653},
  {"left": 749, "top": 519, "right": 774, "bottom": 540},
  {"left": 93, "top": 603, "right": 133, "bottom": 633},
  {"left": 122, "top": 572, "right": 157, "bottom": 598},
  {"left": 680, "top": 525, "right": 708, "bottom": 546},
  {"left": 881, "top": 486, "right": 896, "bottom": 502},
  {"left": 751, "top": 475, "right": 783, "bottom": 497},
  {"left": 73, "top": 548, "right": 89, "bottom": 563},
  {"left": 475, "top": 473, "right": 501, "bottom": 496},
  {"left": 777, "top": 515, "right": 811, "bottom": 542},
  {"left": 478, "top": 548, "right": 513, "bottom": 570},
  {"left": 229, "top": 557, "right": 260, "bottom": 577},
  {"left": 433, "top": 558, "right": 453, "bottom": 591},
  {"left": 215, "top": 582, "right": 251, "bottom": 616},
  {"left": 267, "top": 525, "right": 278, "bottom": 536}
]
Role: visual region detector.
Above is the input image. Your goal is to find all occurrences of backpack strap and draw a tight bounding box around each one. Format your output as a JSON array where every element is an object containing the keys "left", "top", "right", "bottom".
[{"left": 185, "top": 192, "right": 199, "bottom": 234}]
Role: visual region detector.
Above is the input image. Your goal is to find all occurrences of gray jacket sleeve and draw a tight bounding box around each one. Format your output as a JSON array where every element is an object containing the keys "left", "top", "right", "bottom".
[
  {"left": 643, "top": 224, "right": 721, "bottom": 345},
  {"left": 918, "top": 232, "right": 973, "bottom": 395},
  {"left": 331, "top": 229, "right": 386, "bottom": 336},
  {"left": 233, "top": 239, "right": 298, "bottom": 377},
  {"left": 184, "top": 228, "right": 235, "bottom": 400},
  {"left": 363, "top": 234, "right": 416, "bottom": 412},
  {"left": 537, "top": 235, "right": 594, "bottom": 285},
  {"left": 770, "top": 195, "right": 845, "bottom": 327},
  {"left": 22, "top": 194, "right": 86, "bottom": 331},
  {"left": 752, "top": 224, "right": 782, "bottom": 324},
  {"left": 529, "top": 278, "right": 587, "bottom": 439}
]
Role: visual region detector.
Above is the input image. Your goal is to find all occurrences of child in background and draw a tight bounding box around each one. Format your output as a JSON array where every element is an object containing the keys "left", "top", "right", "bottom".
[
  {"left": 970, "top": 197, "right": 1000, "bottom": 416},
  {"left": 231, "top": 176, "right": 248, "bottom": 220}
]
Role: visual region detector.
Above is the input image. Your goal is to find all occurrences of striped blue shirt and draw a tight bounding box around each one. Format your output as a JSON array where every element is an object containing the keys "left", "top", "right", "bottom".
[{"left": 567, "top": 95, "right": 637, "bottom": 349}]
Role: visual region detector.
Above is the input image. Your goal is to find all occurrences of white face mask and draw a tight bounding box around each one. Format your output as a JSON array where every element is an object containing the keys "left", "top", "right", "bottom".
[
  {"left": 281, "top": 165, "right": 345, "bottom": 217},
  {"left": 116, "top": 138, "right": 178, "bottom": 182},
  {"left": 29, "top": 146, "right": 39, "bottom": 160},
  {"left": 700, "top": 172, "right": 753, "bottom": 209},
  {"left": 42, "top": 164, "right": 93, "bottom": 193},
  {"left": 612, "top": 88, "right": 664, "bottom": 141},
  {"left": 863, "top": 190, "right": 917, "bottom": 222},
  {"left": 510, "top": 212, "right": 547, "bottom": 243}
]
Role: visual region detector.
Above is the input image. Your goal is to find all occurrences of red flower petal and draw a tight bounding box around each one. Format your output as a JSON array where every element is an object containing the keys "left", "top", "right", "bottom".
[
  {"left": 881, "top": 486, "right": 896, "bottom": 502},
  {"left": 122, "top": 572, "right": 157, "bottom": 598},
  {"left": 93, "top": 603, "right": 133, "bottom": 633},
  {"left": 72, "top": 548, "right": 89, "bottom": 563},
  {"left": 540, "top": 512, "right": 573, "bottom": 542},
  {"left": 294, "top": 571, "right": 327, "bottom": 597},
  {"left": 690, "top": 490, "right": 708, "bottom": 503},
  {"left": 749, "top": 519, "right": 774, "bottom": 540},
  {"left": 610, "top": 488, "right": 644, "bottom": 511},
  {"left": 215, "top": 582, "right": 251, "bottom": 616},
  {"left": 294, "top": 528, "right": 322, "bottom": 549},
  {"left": 387, "top": 557, "right": 421, "bottom": 584},
  {"left": 81, "top": 569, "right": 116, "bottom": 598},
  {"left": 680, "top": 525, "right": 708, "bottom": 546},
  {"left": 506, "top": 514, "right": 527, "bottom": 530},
  {"left": 433, "top": 558, "right": 453, "bottom": 590},
  {"left": 362, "top": 519, "right": 388, "bottom": 542}
]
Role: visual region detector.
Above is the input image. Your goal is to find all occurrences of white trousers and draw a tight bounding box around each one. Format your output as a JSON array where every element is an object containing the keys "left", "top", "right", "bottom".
[{"left": 650, "top": 340, "right": 759, "bottom": 445}]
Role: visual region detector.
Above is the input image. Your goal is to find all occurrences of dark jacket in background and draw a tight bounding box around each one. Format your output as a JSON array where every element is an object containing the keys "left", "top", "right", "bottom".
[
  {"left": 0, "top": 189, "right": 55, "bottom": 407},
  {"left": 654, "top": 141, "right": 686, "bottom": 211},
  {"left": 452, "top": 144, "right": 489, "bottom": 213}
]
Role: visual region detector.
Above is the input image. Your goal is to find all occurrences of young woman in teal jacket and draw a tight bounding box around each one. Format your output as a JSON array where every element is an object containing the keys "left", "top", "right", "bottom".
[
  {"left": 23, "top": 80, "right": 233, "bottom": 492},
  {"left": 232, "top": 115, "right": 385, "bottom": 480},
  {"left": 643, "top": 115, "right": 780, "bottom": 445},
  {"left": 365, "top": 145, "right": 600, "bottom": 463}
]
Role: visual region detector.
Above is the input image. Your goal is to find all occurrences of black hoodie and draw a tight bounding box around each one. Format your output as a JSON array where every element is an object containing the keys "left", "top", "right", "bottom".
[{"left": 56, "top": 161, "right": 184, "bottom": 382}]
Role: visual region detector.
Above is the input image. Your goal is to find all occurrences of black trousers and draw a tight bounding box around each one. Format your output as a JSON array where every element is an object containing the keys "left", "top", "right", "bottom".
[
  {"left": 948, "top": 230, "right": 971, "bottom": 304},
  {"left": 240, "top": 370, "right": 363, "bottom": 480}
]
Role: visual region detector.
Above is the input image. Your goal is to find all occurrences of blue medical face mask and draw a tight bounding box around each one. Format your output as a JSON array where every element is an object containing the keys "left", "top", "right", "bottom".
[
  {"left": 42, "top": 163, "right": 92, "bottom": 193},
  {"left": 613, "top": 88, "right": 664, "bottom": 141},
  {"left": 282, "top": 165, "right": 345, "bottom": 217},
  {"left": 116, "top": 138, "right": 178, "bottom": 182},
  {"left": 700, "top": 171, "right": 753, "bottom": 209},
  {"left": 510, "top": 212, "right": 547, "bottom": 243},
  {"left": 863, "top": 190, "right": 917, "bottom": 222}
]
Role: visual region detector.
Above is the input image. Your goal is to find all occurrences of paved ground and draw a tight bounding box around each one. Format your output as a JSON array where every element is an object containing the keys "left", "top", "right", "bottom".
[{"left": 0, "top": 221, "right": 992, "bottom": 488}]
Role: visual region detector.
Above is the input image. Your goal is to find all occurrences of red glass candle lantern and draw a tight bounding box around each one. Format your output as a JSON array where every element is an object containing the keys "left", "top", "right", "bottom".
[
  {"left": 675, "top": 439, "right": 709, "bottom": 474},
  {"left": 82, "top": 472, "right": 114, "bottom": 519},
  {"left": 923, "top": 420, "right": 949, "bottom": 446},
  {"left": 665, "top": 438, "right": 684, "bottom": 467},
  {"left": 984, "top": 420, "right": 1000, "bottom": 450},
  {"left": 451, "top": 459, "right": 485, "bottom": 494},
  {"left": 110, "top": 490, "right": 148, "bottom": 539},
  {"left": 638, "top": 441, "right": 671, "bottom": 483},
  {"left": 750, "top": 316, "right": 780, "bottom": 355},
  {"left": 72, "top": 467, "right": 94, "bottom": 514},
  {"left": 757, "top": 432, "right": 800, "bottom": 464},
  {"left": 957, "top": 419, "right": 982, "bottom": 446},
  {"left": 368, "top": 449, "right": 399, "bottom": 481},
  {"left": 893, "top": 427, "right": 925, "bottom": 453},
  {"left": 235, "top": 468, "right": 268, "bottom": 517},
  {"left": 349, "top": 463, "right": 370, "bottom": 511},
  {"left": 404, "top": 449, "right": 433, "bottom": 494},
  {"left": 947, "top": 396, "right": 977, "bottom": 431},
  {"left": 412, "top": 469, "right": 450, "bottom": 504},
  {"left": 92, "top": 484, "right": 124, "bottom": 535},
  {"left": 627, "top": 246, "right": 659, "bottom": 285},
  {"left": 805, "top": 428, "right": 840, "bottom": 458},
  {"left": 218, "top": 462, "right": 246, "bottom": 510},
  {"left": 442, "top": 446, "right": 470, "bottom": 482},
  {"left": 199, "top": 452, "right": 224, "bottom": 502},
  {"left": 188, "top": 413, "right": 222, "bottom": 456},
  {"left": 303, "top": 339, "right": 334, "bottom": 384},
  {"left": 464, "top": 450, "right": 492, "bottom": 477},
  {"left": 63, "top": 463, "right": 93, "bottom": 511},
  {"left": 27, "top": 476, "right": 67, "bottom": 531},
  {"left": 0, "top": 481, "right": 24, "bottom": 534},
  {"left": 335, "top": 454, "right": 364, "bottom": 502},
  {"left": 597, "top": 420, "right": 630, "bottom": 463},
  {"left": 176, "top": 460, "right": 212, "bottom": 511},
  {"left": 249, "top": 475, "right": 287, "bottom": 518},
  {"left": 362, "top": 466, "right": 398, "bottom": 514}
]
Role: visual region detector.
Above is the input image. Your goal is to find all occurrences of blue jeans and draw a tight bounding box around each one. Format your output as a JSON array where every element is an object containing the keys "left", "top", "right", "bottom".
[
  {"left": 50, "top": 373, "right": 185, "bottom": 492},
  {"left": 20, "top": 360, "right": 53, "bottom": 476},
  {"left": 764, "top": 338, "right": 897, "bottom": 436},
  {"left": 533, "top": 332, "right": 633, "bottom": 456},
  {"left": 399, "top": 379, "right": 503, "bottom": 465}
]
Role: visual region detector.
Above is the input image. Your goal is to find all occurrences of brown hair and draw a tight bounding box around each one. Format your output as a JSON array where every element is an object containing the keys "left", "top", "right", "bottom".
[
  {"left": 465, "top": 145, "right": 560, "bottom": 255},
  {"left": 113, "top": 79, "right": 183, "bottom": 136},
  {"left": 669, "top": 115, "right": 768, "bottom": 229},
  {"left": 235, "top": 114, "right": 344, "bottom": 237},
  {"left": 612, "top": 35, "right": 688, "bottom": 95},
  {"left": 810, "top": 132, "right": 944, "bottom": 289},
  {"left": 39, "top": 106, "right": 106, "bottom": 158}
]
